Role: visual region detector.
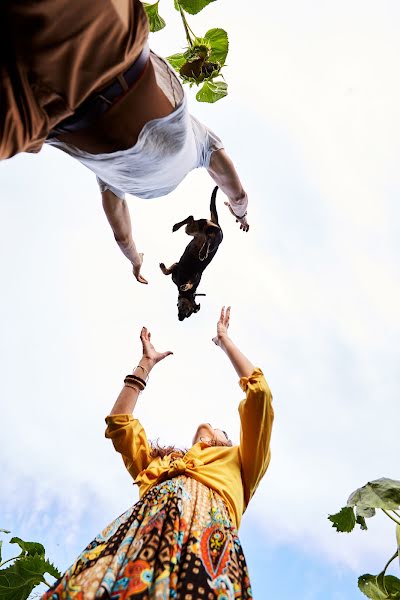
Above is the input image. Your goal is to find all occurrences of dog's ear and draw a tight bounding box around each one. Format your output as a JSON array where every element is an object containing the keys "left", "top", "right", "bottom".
[{"left": 179, "top": 282, "right": 193, "bottom": 291}]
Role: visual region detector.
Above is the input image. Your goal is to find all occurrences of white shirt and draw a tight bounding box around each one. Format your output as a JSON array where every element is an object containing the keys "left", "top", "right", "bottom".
[{"left": 47, "top": 53, "right": 224, "bottom": 200}]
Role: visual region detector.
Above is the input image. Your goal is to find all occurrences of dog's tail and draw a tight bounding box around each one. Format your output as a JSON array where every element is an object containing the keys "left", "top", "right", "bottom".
[{"left": 210, "top": 186, "right": 219, "bottom": 224}]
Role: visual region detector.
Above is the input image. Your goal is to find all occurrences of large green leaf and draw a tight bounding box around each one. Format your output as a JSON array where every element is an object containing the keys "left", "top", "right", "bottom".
[
  {"left": 328, "top": 506, "right": 356, "bottom": 533},
  {"left": 9, "top": 538, "right": 45, "bottom": 558},
  {"left": 348, "top": 479, "right": 400, "bottom": 515},
  {"left": 196, "top": 79, "right": 227, "bottom": 103},
  {"left": 204, "top": 28, "right": 229, "bottom": 65},
  {"left": 143, "top": 1, "right": 166, "bottom": 32},
  {"left": 178, "top": 0, "right": 216, "bottom": 15},
  {"left": 358, "top": 574, "right": 400, "bottom": 599},
  {"left": 167, "top": 52, "right": 187, "bottom": 72},
  {"left": 0, "top": 554, "right": 60, "bottom": 600}
]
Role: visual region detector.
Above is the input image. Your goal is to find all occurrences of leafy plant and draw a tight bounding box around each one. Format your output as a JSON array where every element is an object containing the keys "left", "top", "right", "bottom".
[
  {"left": 0, "top": 529, "right": 61, "bottom": 600},
  {"left": 142, "top": 0, "right": 229, "bottom": 103},
  {"left": 328, "top": 478, "right": 400, "bottom": 599}
]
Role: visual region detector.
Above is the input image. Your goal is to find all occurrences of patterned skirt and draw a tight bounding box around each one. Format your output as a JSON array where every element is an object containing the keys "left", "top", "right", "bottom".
[{"left": 42, "top": 476, "right": 252, "bottom": 599}]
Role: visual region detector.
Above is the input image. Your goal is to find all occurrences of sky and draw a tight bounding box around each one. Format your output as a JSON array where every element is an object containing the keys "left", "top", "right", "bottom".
[{"left": 1, "top": 1, "right": 400, "bottom": 598}]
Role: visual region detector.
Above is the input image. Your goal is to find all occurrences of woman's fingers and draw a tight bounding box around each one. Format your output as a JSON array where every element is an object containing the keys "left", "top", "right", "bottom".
[
  {"left": 225, "top": 306, "right": 231, "bottom": 327},
  {"left": 220, "top": 306, "right": 225, "bottom": 322}
]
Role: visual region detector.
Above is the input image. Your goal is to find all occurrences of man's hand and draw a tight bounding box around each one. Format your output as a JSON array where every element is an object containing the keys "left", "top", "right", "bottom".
[
  {"left": 132, "top": 252, "right": 148, "bottom": 284},
  {"left": 224, "top": 202, "right": 249, "bottom": 232}
]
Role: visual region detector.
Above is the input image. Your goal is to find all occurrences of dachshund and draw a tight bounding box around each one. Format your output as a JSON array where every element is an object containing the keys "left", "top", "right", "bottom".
[{"left": 160, "top": 186, "right": 223, "bottom": 321}]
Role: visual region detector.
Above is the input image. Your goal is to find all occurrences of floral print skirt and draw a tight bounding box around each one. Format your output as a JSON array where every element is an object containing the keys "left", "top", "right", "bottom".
[{"left": 41, "top": 476, "right": 252, "bottom": 599}]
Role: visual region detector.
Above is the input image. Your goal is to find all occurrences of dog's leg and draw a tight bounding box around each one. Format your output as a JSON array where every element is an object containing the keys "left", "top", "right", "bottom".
[
  {"left": 172, "top": 216, "right": 194, "bottom": 232},
  {"left": 159, "top": 262, "right": 177, "bottom": 275}
]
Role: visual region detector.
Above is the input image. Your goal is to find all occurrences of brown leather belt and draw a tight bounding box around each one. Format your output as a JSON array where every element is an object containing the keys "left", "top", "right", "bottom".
[{"left": 48, "top": 43, "right": 150, "bottom": 137}]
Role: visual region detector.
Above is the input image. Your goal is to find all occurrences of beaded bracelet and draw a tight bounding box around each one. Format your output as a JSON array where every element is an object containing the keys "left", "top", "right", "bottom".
[
  {"left": 124, "top": 374, "right": 146, "bottom": 391},
  {"left": 134, "top": 364, "right": 149, "bottom": 381},
  {"left": 124, "top": 381, "right": 142, "bottom": 392}
]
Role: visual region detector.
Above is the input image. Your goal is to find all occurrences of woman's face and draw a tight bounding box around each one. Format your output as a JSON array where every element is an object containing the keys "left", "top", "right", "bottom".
[{"left": 192, "top": 422, "right": 231, "bottom": 446}]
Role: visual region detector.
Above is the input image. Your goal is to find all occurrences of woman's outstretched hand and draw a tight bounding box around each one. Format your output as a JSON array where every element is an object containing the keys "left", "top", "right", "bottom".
[
  {"left": 212, "top": 306, "right": 231, "bottom": 348},
  {"left": 140, "top": 327, "right": 173, "bottom": 367}
]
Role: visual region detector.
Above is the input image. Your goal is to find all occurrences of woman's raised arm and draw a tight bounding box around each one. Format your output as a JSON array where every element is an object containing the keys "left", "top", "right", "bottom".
[
  {"left": 109, "top": 327, "right": 173, "bottom": 415},
  {"left": 212, "top": 306, "right": 274, "bottom": 506},
  {"left": 212, "top": 306, "right": 254, "bottom": 377}
]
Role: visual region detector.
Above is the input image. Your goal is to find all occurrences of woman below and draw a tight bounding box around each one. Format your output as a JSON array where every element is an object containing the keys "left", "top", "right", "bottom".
[
  {"left": 2, "top": 0, "right": 249, "bottom": 283},
  {"left": 42, "top": 307, "right": 274, "bottom": 599}
]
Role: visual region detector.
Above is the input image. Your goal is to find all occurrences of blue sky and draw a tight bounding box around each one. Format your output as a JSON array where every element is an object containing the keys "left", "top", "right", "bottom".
[{"left": 1, "top": 1, "right": 400, "bottom": 598}]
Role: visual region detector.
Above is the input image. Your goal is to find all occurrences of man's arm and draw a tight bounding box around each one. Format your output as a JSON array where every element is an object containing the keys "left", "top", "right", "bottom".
[
  {"left": 101, "top": 189, "right": 148, "bottom": 284},
  {"left": 207, "top": 149, "right": 249, "bottom": 232}
]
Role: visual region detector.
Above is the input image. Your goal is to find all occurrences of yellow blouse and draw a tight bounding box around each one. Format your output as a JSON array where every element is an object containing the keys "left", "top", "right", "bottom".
[{"left": 105, "top": 368, "right": 273, "bottom": 529}]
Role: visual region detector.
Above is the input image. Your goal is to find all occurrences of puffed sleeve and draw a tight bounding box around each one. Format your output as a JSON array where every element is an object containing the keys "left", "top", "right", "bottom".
[
  {"left": 189, "top": 115, "right": 224, "bottom": 169},
  {"left": 238, "top": 368, "right": 274, "bottom": 508},
  {"left": 97, "top": 176, "right": 126, "bottom": 200},
  {"left": 105, "top": 415, "right": 152, "bottom": 480}
]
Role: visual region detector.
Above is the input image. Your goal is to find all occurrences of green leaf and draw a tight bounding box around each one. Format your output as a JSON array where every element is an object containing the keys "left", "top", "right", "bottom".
[
  {"left": 196, "top": 79, "right": 227, "bottom": 103},
  {"left": 143, "top": 1, "right": 166, "bottom": 32},
  {"left": 348, "top": 479, "right": 400, "bottom": 516},
  {"left": 358, "top": 574, "right": 400, "bottom": 599},
  {"left": 328, "top": 506, "right": 356, "bottom": 533},
  {"left": 0, "top": 530, "right": 11, "bottom": 535},
  {"left": 178, "top": 0, "right": 216, "bottom": 15},
  {"left": 356, "top": 515, "right": 368, "bottom": 531},
  {"left": 0, "top": 555, "right": 55, "bottom": 600},
  {"left": 204, "top": 28, "right": 229, "bottom": 65},
  {"left": 167, "top": 52, "right": 187, "bottom": 72},
  {"left": 9, "top": 538, "right": 45, "bottom": 558},
  {"left": 41, "top": 559, "right": 61, "bottom": 580}
]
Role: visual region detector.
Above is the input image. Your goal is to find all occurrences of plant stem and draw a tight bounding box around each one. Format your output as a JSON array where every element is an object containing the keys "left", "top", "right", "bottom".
[
  {"left": 393, "top": 510, "right": 400, "bottom": 519},
  {"left": 177, "top": 3, "right": 194, "bottom": 46},
  {"left": 382, "top": 509, "right": 400, "bottom": 526},
  {"left": 381, "top": 549, "right": 399, "bottom": 577},
  {"left": 0, "top": 555, "right": 19, "bottom": 568},
  {"left": 43, "top": 577, "right": 52, "bottom": 587}
]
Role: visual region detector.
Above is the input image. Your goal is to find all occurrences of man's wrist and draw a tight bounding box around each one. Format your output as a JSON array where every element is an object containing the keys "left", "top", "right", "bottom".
[{"left": 229, "top": 191, "right": 248, "bottom": 218}]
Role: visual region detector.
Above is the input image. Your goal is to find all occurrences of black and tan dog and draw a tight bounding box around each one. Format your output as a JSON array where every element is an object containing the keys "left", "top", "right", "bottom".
[{"left": 160, "top": 186, "right": 223, "bottom": 321}]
